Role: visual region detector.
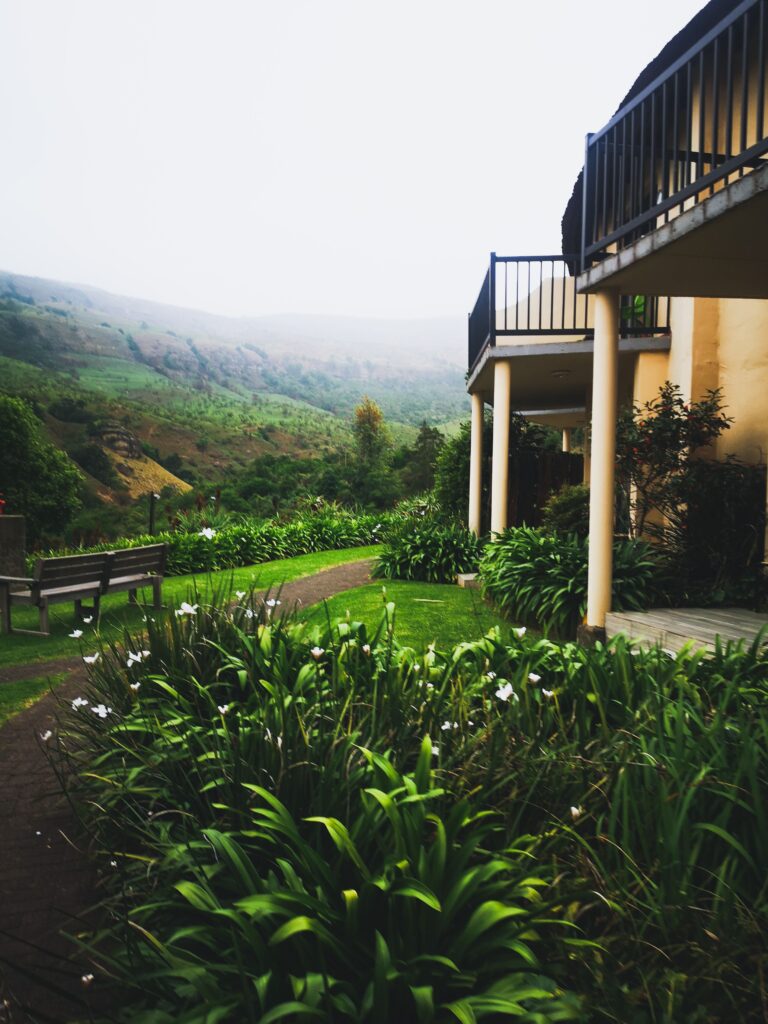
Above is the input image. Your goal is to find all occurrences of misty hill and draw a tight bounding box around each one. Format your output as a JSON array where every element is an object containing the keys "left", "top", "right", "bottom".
[{"left": 0, "top": 270, "right": 469, "bottom": 496}]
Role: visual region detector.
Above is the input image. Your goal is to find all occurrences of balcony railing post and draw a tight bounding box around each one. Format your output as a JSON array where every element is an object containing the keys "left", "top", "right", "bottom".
[
  {"left": 489, "top": 252, "right": 497, "bottom": 346},
  {"left": 580, "top": 135, "right": 592, "bottom": 272}
]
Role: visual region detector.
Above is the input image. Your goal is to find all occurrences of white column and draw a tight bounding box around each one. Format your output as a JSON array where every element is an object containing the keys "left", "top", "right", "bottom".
[
  {"left": 490, "top": 359, "right": 512, "bottom": 535},
  {"left": 561, "top": 427, "right": 572, "bottom": 453},
  {"left": 468, "top": 392, "right": 484, "bottom": 535},
  {"left": 585, "top": 289, "right": 620, "bottom": 630}
]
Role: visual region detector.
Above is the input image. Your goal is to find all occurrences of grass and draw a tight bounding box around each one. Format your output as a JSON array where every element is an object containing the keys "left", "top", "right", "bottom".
[
  {"left": 0, "top": 545, "right": 378, "bottom": 670},
  {"left": 302, "top": 580, "right": 512, "bottom": 650},
  {"left": 0, "top": 672, "right": 68, "bottom": 726}
]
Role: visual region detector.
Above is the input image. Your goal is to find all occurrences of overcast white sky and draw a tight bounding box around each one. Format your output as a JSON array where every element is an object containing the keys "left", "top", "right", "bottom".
[{"left": 0, "top": 0, "right": 704, "bottom": 319}]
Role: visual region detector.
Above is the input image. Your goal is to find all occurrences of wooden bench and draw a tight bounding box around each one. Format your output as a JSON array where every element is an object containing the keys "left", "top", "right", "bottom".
[
  {"left": 0, "top": 543, "right": 168, "bottom": 637},
  {"left": 101, "top": 543, "right": 167, "bottom": 608}
]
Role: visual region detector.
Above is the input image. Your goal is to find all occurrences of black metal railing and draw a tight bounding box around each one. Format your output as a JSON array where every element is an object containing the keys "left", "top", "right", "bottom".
[
  {"left": 581, "top": 0, "right": 768, "bottom": 269},
  {"left": 467, "top": 254, "right": 670, "bottom": 372}
]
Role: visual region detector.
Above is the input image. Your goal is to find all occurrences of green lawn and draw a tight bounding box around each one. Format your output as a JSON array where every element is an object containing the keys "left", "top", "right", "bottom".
[
  {"left": 301, "top": 581, "right": 511, "bottom": 651},
  {"left": 0, "top": 546, "right": 378, "bottom": 669},
  {"left": 0, "top": 672, "right": 68, "bottom": 727}
]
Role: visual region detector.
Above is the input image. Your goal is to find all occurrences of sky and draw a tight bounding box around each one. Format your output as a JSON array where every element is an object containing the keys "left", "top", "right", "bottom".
[{"left": 0, "top": 0, "right": 705, "bottom": 320}]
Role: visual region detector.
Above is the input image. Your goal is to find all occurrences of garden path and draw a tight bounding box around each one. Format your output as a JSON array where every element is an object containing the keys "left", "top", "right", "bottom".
[{"left": 0, "top": 557, "right": 374, "bottom": 1024}]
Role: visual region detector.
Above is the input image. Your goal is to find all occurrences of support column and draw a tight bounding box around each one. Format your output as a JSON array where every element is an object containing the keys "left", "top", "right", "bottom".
[
  {"left": 582, "top": 289, "right": 620, "bottom": 641},
  {"left": 490, "top": 359, "right": 512, "bottom": 535},
  {"left": 561, "top": 427, "right": 572, "bottom": 453},
  {"left": 468, "top": 392, "right": 484, "bottom": 536}
]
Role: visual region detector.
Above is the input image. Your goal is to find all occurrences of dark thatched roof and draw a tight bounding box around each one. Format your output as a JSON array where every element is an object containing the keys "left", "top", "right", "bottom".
[{"left": 561, "top": 0, "right": 742, "bottom": 258}]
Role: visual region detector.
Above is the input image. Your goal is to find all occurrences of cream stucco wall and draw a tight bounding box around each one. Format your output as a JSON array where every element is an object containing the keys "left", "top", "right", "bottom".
[
  {"left": 657, "top": 296, "right": 768, "bottom": 465},
  {"left": 715, "top": 299, "right": 768, "bottom": 463}
]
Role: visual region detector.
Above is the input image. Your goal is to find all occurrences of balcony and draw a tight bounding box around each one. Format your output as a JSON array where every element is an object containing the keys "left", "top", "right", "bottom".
[
  {"left": 579, "top": 0, "right": 768, "bottom": 296},
  {"left": 468, "top": 253, "right": 669, "bottom": 377}
]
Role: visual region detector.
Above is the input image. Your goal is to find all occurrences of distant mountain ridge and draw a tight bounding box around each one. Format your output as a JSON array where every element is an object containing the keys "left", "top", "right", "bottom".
[{"left": 0, "top": 270, "right": 466, "bottom": 371}]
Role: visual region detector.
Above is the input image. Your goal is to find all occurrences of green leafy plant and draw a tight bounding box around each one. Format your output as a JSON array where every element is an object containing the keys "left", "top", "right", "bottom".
[
  {"left": 540, "top": 484, "right": 590, "bottom": 539},
  {"left": 373, "top": 518, "right": 483, "bottom": 583},
  {"left": 479, "top": 526, "right": 658, "bottom": 634},
  {"left": 51, "top": 587, "right": 768, "bottom": 1022}
]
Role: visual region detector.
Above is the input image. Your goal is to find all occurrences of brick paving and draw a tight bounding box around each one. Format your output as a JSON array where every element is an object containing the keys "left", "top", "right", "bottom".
[{"left": 0, "top": 559, "right": 374, "bottom": 1023}]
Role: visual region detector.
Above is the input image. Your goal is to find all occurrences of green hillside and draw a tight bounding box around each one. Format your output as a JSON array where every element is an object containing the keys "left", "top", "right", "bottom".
[{"left": 0, "top": 271, "right": 470, "bottom": 495}]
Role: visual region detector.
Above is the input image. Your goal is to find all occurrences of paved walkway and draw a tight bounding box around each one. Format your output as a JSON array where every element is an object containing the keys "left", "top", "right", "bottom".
[{"left": 0, "top": 559, "right": 374, "bottom": 1023}]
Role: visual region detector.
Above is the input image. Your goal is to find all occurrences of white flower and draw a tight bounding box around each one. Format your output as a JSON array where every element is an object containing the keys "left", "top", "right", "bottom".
[
  {"left": 310, "top": 646, "right": 324, "bottom": 660},
  {"left": 266, "top": 598, "right": 281, "bottom": 608},
  {"left": 235, "top": 590, "right": 246, "bottom": 600},
  {"left": 198, "top": 527, "right": 216, "bottom": 540},
  {"left": 413, "top": 663, "right": 420, "bottom": 673},
  {"left": 528, "top": 672, "right": 541, "bottom": 684},
  {"left": 244, "top": 608, "right": 254, "bottom": 619},
  {"left": 83, "top": 653, "right": 100, "bottom": 665},
  {"left": 82, "top": 616, "right": 93, "bottom": 624},
  {"left": 40, "top": 730, "right": 53, "bottom": 742},
  {"left": 495, "top": 682, "right": 518, "bottom": 703},
  {"left": 90, "top": 704, "right": 112, "bottom": 718},
  {"left": 129, "top": 681, "right": 141, "bottom": 692},
  {"left": 71, "top": 696, "right": 88, "bottom": 709},
  {"left": 218, "top": 704, "right": 229, "bottom": 715},
  {"left": 110, "top": 859, "right": 117, "bottom": 868},
  {"left": 570, "top": 805, "right": 585, "bottom": 821},
  {"left": 81, "top": 973, "right": 94, "bottom": 987},
  {"left": 441, "top": 720, "right": 458, "bottom": 731},
  {"left": 431, "top": 744, "right": 439, "bottom": 757},
  {"left": 175, "top": 602, "right": 198, "bottom": 617},
  {"left": 362, "top": 644, "right": 371, "bottom": 655},
  {"left": 512, "top": 627, "right": 527, "bottom": 639},
  {"left": 542, "top": 688, "right": 555, "bottom": 699},
  {"left": 69, "top": 629, "right": 83, "bottom": 639},
  {"left": 486, "top": 671, "right": 496, "bottom": 681}
]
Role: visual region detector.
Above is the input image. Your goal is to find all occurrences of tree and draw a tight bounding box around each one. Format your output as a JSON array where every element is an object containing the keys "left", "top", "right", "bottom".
[
  {"left": 353, "top": 396, "right": 391, "bottom": 467},
  {"left": 435, "top": 411, "right": 558, "bottom": 519},
  {"left": 351, "top": 397, "right": 398, "bottom": 508},
  {"left": 401, "top": 421, "right": 444, "bottom": 494},
  {"left": 0, "top": 395, "right": 83, "bottom": 543},
  {"left": 615, "top": 382, "right": 732, "bottom": 539}
]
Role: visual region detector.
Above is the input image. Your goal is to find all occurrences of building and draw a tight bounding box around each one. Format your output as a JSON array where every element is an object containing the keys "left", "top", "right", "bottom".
[{"left": 467, "top": 0, "right": 768, "bottom": 640}]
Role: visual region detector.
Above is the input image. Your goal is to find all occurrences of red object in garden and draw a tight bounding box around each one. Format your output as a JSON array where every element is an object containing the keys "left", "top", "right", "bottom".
[{"left": 0, "top": 495, "right": 5, "bottom": 515}]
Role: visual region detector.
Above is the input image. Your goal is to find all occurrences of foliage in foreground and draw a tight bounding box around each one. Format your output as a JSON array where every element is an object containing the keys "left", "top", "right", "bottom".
[
  {"left": 479, "top": 526, "right": 659, "bottom": 635},
  {"left": 53, "top": 592, "right": 768, "bottom": 1022},
  {"left": 373, "top": 516, "right": 483, "bottom": 583}
]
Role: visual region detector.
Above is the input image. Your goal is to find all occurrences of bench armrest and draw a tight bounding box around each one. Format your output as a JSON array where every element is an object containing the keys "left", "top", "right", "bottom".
[{"left": 0, "top": 576, "right": 34, "bottom": 586}]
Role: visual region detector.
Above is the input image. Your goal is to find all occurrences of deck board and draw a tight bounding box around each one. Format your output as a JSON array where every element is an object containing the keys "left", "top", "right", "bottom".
[{"left": 606, "top": 607, "right": 768, "bottom": 653}]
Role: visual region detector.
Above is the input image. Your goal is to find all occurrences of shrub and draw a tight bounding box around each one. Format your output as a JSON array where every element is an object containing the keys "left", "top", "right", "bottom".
[
  {"left": 540, "top": 484, "right": 590, "bottom": 538},
  {"left": 479, "top": 526, "right": 658, "bottom": 634},
  {"left": 32, "top": 509, "right": 386, "bottom": 575},
  {"left": 56, "top": 601, "right": 581, "bottom": 1021},
  {"left": 373, "top": 517, "right": 482, "bottom": 583},
  {"left": 54, "top": 594, "right": 768, "bottom": 1021}
]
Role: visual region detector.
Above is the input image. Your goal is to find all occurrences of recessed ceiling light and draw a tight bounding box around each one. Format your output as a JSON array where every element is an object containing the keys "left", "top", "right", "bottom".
[{"left": 551, "top": 369, "right": 571, "bottom": 379}]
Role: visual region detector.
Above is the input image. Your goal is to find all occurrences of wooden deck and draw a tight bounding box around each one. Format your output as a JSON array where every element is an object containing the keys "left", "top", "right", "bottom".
[{"left": 606, "top": 606, "right": 768, "bottom": 653}]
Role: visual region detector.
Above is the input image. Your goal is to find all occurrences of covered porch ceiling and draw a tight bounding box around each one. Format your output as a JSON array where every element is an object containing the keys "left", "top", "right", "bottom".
[
  {"left": 467, "top": 336, "right": 671, "bottom": 419},
  {"left": 578, "top": 161, "right": 768, "bottom": 298}
]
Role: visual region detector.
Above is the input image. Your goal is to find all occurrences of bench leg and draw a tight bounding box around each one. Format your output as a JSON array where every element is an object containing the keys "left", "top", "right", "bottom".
[
  {"left": 152, "top": 580, "right": 163, "bottom": 609},
  {"left": 94, "top": 594, "right": 102, "bottom": 627},
  {"left": 75, "top": 599, "right": 83, "bottom": 619},
  {"left": 128, "top": 589, "right": 138, "bottom": 605},
  {"left": 39, "top": 600, "right": 50, "bottom": 636}
]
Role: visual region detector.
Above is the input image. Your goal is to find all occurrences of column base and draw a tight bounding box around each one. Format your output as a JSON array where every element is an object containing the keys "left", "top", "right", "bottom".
[{"left": 576, "top": 623, "right": 607, "bottom": 647}]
